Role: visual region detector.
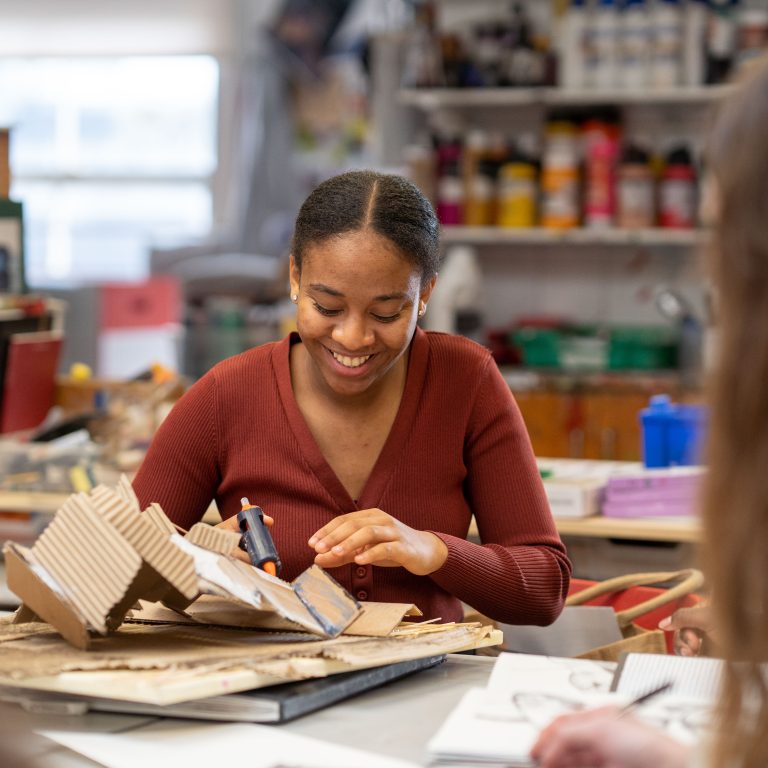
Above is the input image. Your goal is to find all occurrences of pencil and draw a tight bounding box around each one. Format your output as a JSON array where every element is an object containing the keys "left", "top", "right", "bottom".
[{"left": 618, "top": 681, "right": 673, "bottom": 716}]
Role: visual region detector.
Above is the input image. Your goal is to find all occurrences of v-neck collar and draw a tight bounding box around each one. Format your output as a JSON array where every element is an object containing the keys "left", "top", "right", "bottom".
[{"left": 272, "top": 328, "right": 429, "bottom": 513}]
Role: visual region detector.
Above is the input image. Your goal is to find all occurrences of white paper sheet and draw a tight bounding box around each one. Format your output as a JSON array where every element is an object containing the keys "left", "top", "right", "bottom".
[
  {"left": 487, "top": 652, "right": 616, "bottom": 694},
  {"left": 41, "top": 720, "right": 419, "bottom": 768}
]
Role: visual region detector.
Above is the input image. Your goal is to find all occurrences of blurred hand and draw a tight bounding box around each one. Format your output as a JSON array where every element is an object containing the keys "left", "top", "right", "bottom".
[
  {"left": 531, "top": 707, "right": 691, "bottom": 768},
  {"left": 658, "top": 604, "right": 714, "bottom": 657},
  {"left": 308, "top": 508, "right": 448, "bottom": 576},
  {"left": 215, "top": 513, "right": 274, "bottom": 565}
]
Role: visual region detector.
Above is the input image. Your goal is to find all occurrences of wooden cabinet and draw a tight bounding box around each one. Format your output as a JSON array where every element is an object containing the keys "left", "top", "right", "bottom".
[{"left": 511, "top": 375, "right": 701, "bottom": 461}]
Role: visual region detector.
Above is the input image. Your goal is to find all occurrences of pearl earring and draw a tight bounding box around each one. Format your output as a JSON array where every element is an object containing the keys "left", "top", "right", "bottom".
[
  {"left": 291, "top": 294, "right": 298, "bottom": 303},
  {"left": 418, "top": 302, "right": 426, "bottom": 317}
]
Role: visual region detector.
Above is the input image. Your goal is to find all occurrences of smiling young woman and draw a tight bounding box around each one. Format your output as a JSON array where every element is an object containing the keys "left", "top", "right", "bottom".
[{"left": 133, "top": 170, "right": 571, "bottom": 625}]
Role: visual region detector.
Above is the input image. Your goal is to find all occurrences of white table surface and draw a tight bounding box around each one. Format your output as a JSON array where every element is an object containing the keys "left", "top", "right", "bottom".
[{"left": 21, "top": 654, "right": 496, "bottom": 767}]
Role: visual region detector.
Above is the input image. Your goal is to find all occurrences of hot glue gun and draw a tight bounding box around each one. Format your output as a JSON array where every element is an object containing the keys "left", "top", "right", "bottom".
[{"left": 237, "top": 497, "right": 281, "bottom": 577}]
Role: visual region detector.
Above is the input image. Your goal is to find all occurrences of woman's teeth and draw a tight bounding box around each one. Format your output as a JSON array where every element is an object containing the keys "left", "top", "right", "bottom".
[{"left": 332, "top": 351, "right": 371, "bottom": 368}]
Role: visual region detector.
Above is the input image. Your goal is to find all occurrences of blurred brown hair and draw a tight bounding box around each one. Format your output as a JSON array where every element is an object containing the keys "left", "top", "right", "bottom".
[
  {"left": 0, "top": 701, "right": 47, "bottom": 766},
  {"left": 703, "top": 54, "right": 768, "bottom": 768}
]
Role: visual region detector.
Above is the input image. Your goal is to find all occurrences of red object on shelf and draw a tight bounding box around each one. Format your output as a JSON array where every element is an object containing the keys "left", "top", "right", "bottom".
[
  {"left": 100, "top": 276, "right": 181, "bottom": 330},
  {"left": 0, "top": 331, "right": 63, "bottom": 433}
]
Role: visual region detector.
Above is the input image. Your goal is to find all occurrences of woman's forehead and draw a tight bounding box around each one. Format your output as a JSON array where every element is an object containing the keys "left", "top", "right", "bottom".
[{"left": 300, "top": 231, "right": 421, "bottom": 287}]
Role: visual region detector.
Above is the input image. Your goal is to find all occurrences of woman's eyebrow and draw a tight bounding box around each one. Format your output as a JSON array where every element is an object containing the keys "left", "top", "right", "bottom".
[
  {"left": 373, "top": 292, "right": 408, "bottom": 302},
  {"left": 308, "top": 284, "right": 408, "bottom": 302},
  {"left": 309, "top": 283, "right": 343, "bottom": 297}
]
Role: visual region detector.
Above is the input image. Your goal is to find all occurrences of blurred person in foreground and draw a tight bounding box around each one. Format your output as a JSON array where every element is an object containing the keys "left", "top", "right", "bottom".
[{"left": 532, "top": 56, "right": 768, "bottom": 768}]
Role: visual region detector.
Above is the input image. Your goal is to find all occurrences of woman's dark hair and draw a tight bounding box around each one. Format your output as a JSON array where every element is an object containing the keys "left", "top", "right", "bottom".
[{"left": 292, "top": 170, "right": 440, "bottom": 286}]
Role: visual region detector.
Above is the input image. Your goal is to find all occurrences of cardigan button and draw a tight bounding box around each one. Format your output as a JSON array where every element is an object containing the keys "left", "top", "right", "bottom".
[
  {"left": 356, "top": 590, "right": 368, "bottom": 601},
  {"left": 355, "top": 566, "right": 367, "bottom": 578}
]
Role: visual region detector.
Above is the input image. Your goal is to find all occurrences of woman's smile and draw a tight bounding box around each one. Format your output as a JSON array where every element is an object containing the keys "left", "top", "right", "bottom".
[{"left": 328, "top": 348, "right": 374, "bottom": 370}]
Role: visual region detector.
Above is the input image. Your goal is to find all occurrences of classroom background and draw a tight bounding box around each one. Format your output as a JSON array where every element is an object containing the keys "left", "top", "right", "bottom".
[{"left": 0, "top": 0, "right": 764, "bottom": 600}]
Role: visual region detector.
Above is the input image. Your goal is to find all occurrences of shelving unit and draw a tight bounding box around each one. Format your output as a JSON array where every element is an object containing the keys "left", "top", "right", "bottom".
[
  {"left": 378, "top": 22, "right": 723, "bottom": 461},
  {"left": 399, "top": 84, "right": 733, "bottom": 110},
  {"left": 440, "top": 226, "right": 708, "bottom": 248}
]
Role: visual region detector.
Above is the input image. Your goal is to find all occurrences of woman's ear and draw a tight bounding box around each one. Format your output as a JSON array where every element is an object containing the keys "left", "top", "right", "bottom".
[
  {"left": 420, "top": 275, "right": 437, "bottom": 307},
  {"left": 289, "top": 254, "right": 300, "bottom": 299}
]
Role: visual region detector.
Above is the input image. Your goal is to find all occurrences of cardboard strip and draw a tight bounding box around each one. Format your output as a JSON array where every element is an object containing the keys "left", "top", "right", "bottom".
[
  {"left": 142, "top": 503, "right": 177, "bottom": 537},
  {"left": 186, "top": 524, "right": 241, "bottom": 556},
  {"left": 343, "top": 602, "right": 422, "bottom": 637},
  {"left": 115, "top": 475, "right": 141, "bottom": 512}
]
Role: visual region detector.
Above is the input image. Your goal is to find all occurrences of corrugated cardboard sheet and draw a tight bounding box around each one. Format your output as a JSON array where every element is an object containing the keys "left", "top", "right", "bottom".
[
  {"left": 3, "top": 479, "right": 366, "bottom": 647},
  {"left": 0, "top": 477, "right": 502, "bottom": 704}
]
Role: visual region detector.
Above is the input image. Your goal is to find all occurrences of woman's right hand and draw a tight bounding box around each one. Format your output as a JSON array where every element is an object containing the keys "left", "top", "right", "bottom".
[
  {"left": 658, "top": 604, "right": 714, "bottom": 656},
  {"left": 214, "top": 513, "right": 274, "bottom": 565},
  {"left": 531, "top": 707, "right": 691, "bottom": 768}
]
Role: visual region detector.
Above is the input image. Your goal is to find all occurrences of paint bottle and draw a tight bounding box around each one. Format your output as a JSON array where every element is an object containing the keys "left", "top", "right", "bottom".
[
  {"left": 559, "top": 0, "right": 588, "bottom": 90},
  {"left": 465, "top": 159, "right": 497, "bottom": 226},
  {"left": 587, "top": 0, "right": 619, "bottom": 89},
  {"left": 541, "top": 119, "right": 580, "bottom": 229},
  {"left": 462, "top": 129, "right": 492, "bottom": 226},
  {"left": 497, "top": 158, "right": 537, "bottom": 228},
  {"left": 436, "top": 160, "right": 464, "bottom": 226},
  {"left": 583, "top": 112, "right": 621, "bottom": 229},
  {"left": 617, "top": 144, "right": 655, "bottom": 229},
  {"left": 659, "top": 146, "right": 697, "bottom": 229},
  {"left": 619, "top": 0, "right": 650, "bottom": 90},
  {"left": 706, "top": 0, "right": 739, "bottom": 85},
  {"left": 650, "top": 0, "right": 683, "bottom": 88},
  {"left": 683, "top": 0, "right": 707, "bottom": 86}
]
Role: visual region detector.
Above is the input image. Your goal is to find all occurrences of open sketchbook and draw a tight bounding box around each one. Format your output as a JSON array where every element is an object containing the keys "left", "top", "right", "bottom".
[
  {"left": 612, "top": 652, "right": 724, "bottom": 700},
  {"left": 427, "top": 653, "right": 716, "bottom": 767}
]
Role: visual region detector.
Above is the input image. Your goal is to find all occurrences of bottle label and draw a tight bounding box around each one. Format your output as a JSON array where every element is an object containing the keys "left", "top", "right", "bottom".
[
  {"left": 660, "top": 179, "right": 696, "bottom": 228},
  {"left": 618, "top": 176, "right": 655, "bottom": 228}
]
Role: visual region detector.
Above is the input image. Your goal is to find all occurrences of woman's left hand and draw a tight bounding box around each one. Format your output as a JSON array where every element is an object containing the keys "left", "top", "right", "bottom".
[
  {"left": 531, "top": 707, "right": 691, "bottom": 768},
  {"left": 308, "top": 508, "right": 448, "bottom": 576}
]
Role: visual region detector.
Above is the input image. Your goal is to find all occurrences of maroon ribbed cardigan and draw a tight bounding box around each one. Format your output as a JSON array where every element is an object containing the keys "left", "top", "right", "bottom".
[{"left": 133, "top": 328, "right": 571, "bottom": 624}]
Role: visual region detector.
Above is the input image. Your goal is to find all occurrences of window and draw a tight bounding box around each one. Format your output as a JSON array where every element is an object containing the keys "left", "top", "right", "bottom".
[{"left": 0, "top": 56, "right": 218, "bottom": 287}]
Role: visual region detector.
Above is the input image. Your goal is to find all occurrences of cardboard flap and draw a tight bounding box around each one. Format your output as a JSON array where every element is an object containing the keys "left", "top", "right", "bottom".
[
  {"left": 292, "top": 565, "right": 361, "bottom": 637},
  {"left": 11, "top": 604, "right": 42, "bottom": 624},
  {"left": 231, "top": 560, "right": 328, "bottom": 635},
  {"left": 128, "top": 599, "right": 197, "bottom": 625},
  {"left": 31, "top": 494, "right": 143, "bottom": 635},
  {"left": 90, "top": 487, "right": 199, "bottom": 601},
  {"left": 115, "top": 474, "right": 141, "bottom": 511},
  {"left": 170, "top": 595, "right": 317, "bottom": 633},
  {"left": 3, "top": 543, "right": 91, "bottom": 650},
  {"left": 185, "top": 523, "right": 241, "bottom": 556},
  {"left": 129, "top": 597, "right": 318, "bottom": 635},
  {"left": 343, "top": 602, "right": 422, "bottom": 637},
  {"left": 142, "top": 502, "right": 178, "bottom": 536},
  {"left": 173, "top": 537, "right": 267, "bottom": 609}
]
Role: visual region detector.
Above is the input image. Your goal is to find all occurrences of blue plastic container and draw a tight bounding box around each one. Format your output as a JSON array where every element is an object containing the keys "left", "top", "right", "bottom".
[
  {"left": 668, "top": 404, "right": 707, "bottom": 465},
  {"left": 639, "top": 394, "right": 707, "bottom": 468},
  {"left": 640, "top": 394, "right": 675, "bottom": 468}
]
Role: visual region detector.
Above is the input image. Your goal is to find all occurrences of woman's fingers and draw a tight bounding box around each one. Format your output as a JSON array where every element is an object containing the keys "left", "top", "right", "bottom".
[
  {"left": 308, "top": 509, "right": 447, "bottom": 575},
  {"left": 309, "top": 511, "right": 385, "bottom": 552},
  {"left": 215, "top": 513, "right": 274, "bottom": 530}
]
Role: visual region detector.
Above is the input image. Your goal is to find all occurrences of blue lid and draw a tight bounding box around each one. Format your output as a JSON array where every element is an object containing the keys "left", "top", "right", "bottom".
[
  {"left": 598, "top": 0, "right": 616, "bottom": 6},
  {"left": 649, "top": 394, "right": 673, "bottom": 410}
]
